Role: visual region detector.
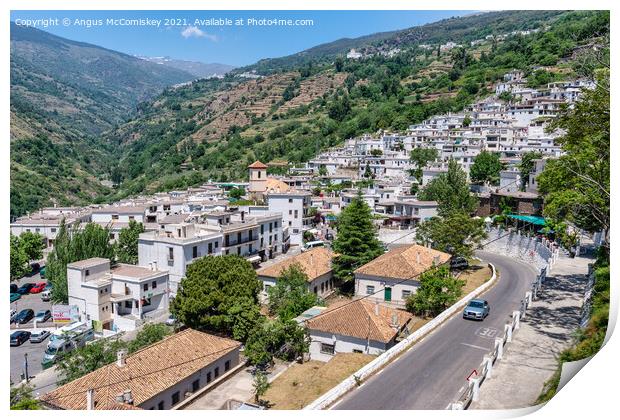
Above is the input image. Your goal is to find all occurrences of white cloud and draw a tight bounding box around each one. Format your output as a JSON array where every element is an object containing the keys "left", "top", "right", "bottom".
[{"left": 181, "top": 26, "right": 218, "bottom": 42}]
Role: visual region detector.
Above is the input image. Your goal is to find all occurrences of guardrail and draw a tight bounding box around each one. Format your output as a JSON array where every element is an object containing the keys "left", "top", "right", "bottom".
[
  {"left": 449, "top": 265, "right": 549, "bottom": 409},
  {"left": 304, "top": 263, "right": 498, "bottom": 410}
]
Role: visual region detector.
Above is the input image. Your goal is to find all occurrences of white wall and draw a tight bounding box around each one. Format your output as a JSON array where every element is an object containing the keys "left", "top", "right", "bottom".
[{"left": 308, "top": 330, "right": 389, "bottom": 362}]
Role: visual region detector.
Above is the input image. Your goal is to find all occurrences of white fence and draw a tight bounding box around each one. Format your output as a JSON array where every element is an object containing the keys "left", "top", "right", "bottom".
[
  {"left": 449, "top": 266, "right": 549, "bottom": 409},
  {"left": 482, "top": 227, "right": 559, "bottom": 270},
  {"left": 304, "top": 263, "right": 498, "bottom": 410}
]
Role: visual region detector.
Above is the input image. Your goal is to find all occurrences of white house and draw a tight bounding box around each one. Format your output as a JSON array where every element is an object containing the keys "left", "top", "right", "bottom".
[
  {"left": 267, "top": 192, "right": 312, "bottom": 245},
  {"left": 67, "top": 258, "right": 170, "bottom": 332},
  {"left": 305, "top": 299, "right": 412, "bottom": 361},
  {"left": 41, "top": 329, "right": 241, "bottom": 410},
  {"left": 354, "top": 244, "right": 451, "bottom": 306}
]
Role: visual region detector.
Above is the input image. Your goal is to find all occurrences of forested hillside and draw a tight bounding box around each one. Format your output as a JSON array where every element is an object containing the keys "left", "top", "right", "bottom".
[
  {"left": 10, "top": 23, "right": 195, "bottom": 218},
  {"left": 107, "top": 10, "right": 608, "bottom": 199}
]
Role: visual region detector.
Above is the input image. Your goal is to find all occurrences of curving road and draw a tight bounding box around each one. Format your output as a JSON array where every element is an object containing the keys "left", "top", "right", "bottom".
[{"left": 333, "top": 251, "right": 538, "bottom": 410}]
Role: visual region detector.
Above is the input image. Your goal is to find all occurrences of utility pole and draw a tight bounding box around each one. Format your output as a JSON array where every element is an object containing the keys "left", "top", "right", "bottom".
[{"left": 23, "top": 353, "right": 29, "bottom": 383}]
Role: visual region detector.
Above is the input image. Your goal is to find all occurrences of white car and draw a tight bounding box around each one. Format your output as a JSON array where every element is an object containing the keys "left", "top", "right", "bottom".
[
  {"left": 165, "top": 315, "right": 177, "bottom": 326},
  {"left": 30, "top": 330, "right": 51, "bottom": 343},
  {"left": 10, "top": 309, "right": 17, "bottom": 324}
]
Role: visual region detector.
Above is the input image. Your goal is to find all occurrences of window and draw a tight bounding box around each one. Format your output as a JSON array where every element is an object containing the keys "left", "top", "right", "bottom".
[
  {"left": 192, "top": 379, "right": 200, "bottom": 392},
  {"left": 257, "top": 170, "right": 261, "bottom": 179},
  {"left": 261, "top": 225, "right": 264, "bottom": 234},
  {"left": 294, "top": 210, "right": 298, "bottom": 218},
  {"left": 143, "top": 283, "right": 148, "bottom": 292},
  {"left": 208, "top": 243, "right": 213, "bottom": 254},
  {"left": 288, "top": 210, "right": 292, "bottom": 215},
  {"left": 320, "top": 343, "right": 335, "bottom": 355},
  {"left": 288, "top": 198, "right": 293, "bottom": 203},
  {"left": 112, "top": 214, "right": 119, "bottom": 220},
  {"left": 214, "top": 241, "right": 219, "bottom": 249},
  {"left": 214, "top": 367, "right": 220, "bottom": 378},
  {"left": 269, "top": 222, "right": 273, "bottom": 233},
  {"left": 171, "top": 391, "right": 180, "bottom": 405},
  {"left": 129, "top": 216, "right": 135, "bottom": 221},
  {"left": 51, "top": 228, "right": 57, "bottom": 233},
  {"left": 225, "top": 360, "right": 231, "bottom": 371},
  {"left": 206, "top": 372, "right": 212, "bottom": 383},
  {"left": 158, "top": 401, "right": 164, "bottom": 410},
  {"left": 353, "top": 349, "right": 363, "bottom": 354},
  {"left": 366, "top": 285, "right": 375, "bottom": 295},
  {"left": 85, "top": 269, "right": 90, "bottom": 276},
  {"left": 168, "top": 247, "right": 174, "bottom": 261},
  {"left": 193, "top": 246, "right": 198, "bottom": 259},
  {"left": 274, "top": 221, "right": 278, "bottom": 228},
  {"left": 402, "top": 290, "right": 412, "bottom": 299},
  {"left": 152, "top": 281, "right": 157, "bottom": 289},
  {"left": 125, "top": 301, "right": 132, "bottom": 309}
]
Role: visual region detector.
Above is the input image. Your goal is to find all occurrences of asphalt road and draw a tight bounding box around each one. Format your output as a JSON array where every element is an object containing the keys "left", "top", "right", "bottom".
[{"left": 333, "top": 251, "right": 538, "bottom": 410}]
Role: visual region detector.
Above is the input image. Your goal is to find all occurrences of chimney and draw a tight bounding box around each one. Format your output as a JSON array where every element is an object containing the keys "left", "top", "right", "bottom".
[
  {"left": 116, "top": 349, "right": 127, "bottom": 368},
  {"left": 433, "top": 256, "right": 440, "bottom": 266},
  {"left": 375, "top": 302, "right": 380, "bottom": 316},
  {"left": 86, "top": 389, "right": 95, "bottom": 410},
  {"left": 153, "top": 261, "right": 158, "bottom": 271},
  {"left": 115, "top": 393, "right": 125, "bottom": 404},
  {"left": 123, "top": 389, "right": 134, "bottom": 405},
  {"left": 391, "top": 312, "right": 399, "bottom": 328},
  {"left": 416, "top": 251, "right": 421, "bottom": 265},
  {"left": 148, "top": 262, "right": 153, "bottom": 271}
]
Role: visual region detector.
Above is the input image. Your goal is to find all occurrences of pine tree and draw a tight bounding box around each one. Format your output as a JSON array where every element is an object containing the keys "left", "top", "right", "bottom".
[{"left": 332, "top": 191, "right": 384, "bottom": 288}]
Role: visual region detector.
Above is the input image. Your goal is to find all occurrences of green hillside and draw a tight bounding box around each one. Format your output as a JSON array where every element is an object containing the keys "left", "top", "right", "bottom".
[{"left": 10, "top": 23, "right": 195, "bottom": 218}]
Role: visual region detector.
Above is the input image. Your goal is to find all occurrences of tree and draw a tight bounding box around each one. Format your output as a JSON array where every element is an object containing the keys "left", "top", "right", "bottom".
[
  {"left": 171, "top": 255, "right": 263, "bottom": 341},
  {"left": 332, "top": 192, "right": 384, "bottom": 287},
  {"left": 253, "top": 371, "right": 270, "bottom": 404},
  {"left": 18, "top": 231, "right": 45, "bottom": 261},
  {"left": 244, "top": 319, "right": 309, "bottom": 366},
  {"left": 462, "top": 115, "right": 472, "bottom": 127},
  {"left": 127, "top": 323, "right": 172, "bottom": 353},
  {"left": 318, "top": 165, "right": 328, "bottom": 176},
  {"left": 46, "top": 221, "right": 115, "bottom": 303},
  {"left": 406, "top": 266, "right": 465, "bottom": 317},
  {"left": 10, "top": 234, "right": 29, "bottom": 281},
  {"left": 56, "top": 337, "right": 125, "bottom": 385},
  {"left": 116, "top": 220, "right": 145, "bottom": 264},
  {"left": 267, "top": 264, "right": 321, "bottom": 321},
  {"left": 409, "top": 147, "right": 438, "bottom": 185},
  {"left": 229, "top": 187, "right": 246, "bottom": 200},
  {"left": 469, "top": 150, "right": 503, "bottom": 186},
  {"left": 518, "top": 152, "right": 543, "bottom": 191},
  {"left": 537, "top": 70, "right": 609, "bottom": 243},
  {"left": 370, "top": 149, "right": 383, "bottom": 157},
  {"left": 418, "top": 159, "right": 478, "bottom": 216},
  {"left": 10, "top": 384, "right": 41, "bottom": 410},
  {"left": 416, "top": 212, "right": 487, "bottom": 258}
]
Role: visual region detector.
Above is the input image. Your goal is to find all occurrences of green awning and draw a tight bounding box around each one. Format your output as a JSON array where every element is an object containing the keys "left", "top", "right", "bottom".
[{"left": 508, "top": 214, "right": 546, "bottom": 226}]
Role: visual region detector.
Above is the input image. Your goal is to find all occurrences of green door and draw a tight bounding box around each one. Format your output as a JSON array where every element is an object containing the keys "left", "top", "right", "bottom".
[{"left": 384, "top": 287, "right": 392, "bottom": 302}]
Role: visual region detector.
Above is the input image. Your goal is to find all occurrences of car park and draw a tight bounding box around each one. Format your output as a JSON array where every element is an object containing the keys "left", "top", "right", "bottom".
[
  {"left": 34, "top": 310, "right": 52, "bottom": 323},
  {"left": 17, "top": 283, "right": 35, "bottom": 295},
  {"left": 462, "top": 299, "right": 490, "bottom": 321},
  {"left": 30, "top": 282, "right": 47, "bottom": 294},
  {"left": 14, "top": 309, "right": 35, "bottom": 324},
  {"left": 10, "top": 331, "right": 31, "bottom": 347},
  {"left": 30, "top": 330, "right": 51, "bottom": 344},
  {"left": 10, "top": 292, "right": 21, "bottom": 303}
]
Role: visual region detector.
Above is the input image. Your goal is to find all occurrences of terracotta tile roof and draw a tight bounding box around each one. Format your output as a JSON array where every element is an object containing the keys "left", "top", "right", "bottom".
[
  {"left": 248, "top": 160, "right": 268, "bottom": 169},
  {"left": 257, "top": 247, "right": 334, "bottom": 282},
  {"left": 354, "top": 244, "right": 451, "bottom": 280},
  {"left": 305, "top": 299, "right": 412, "bottom": 343},
  {"left": 265, "top": 178, "right": 291, "bottom": 193},
  {"left": 40, "top": 329, "right": 240, "bottom": 410}
]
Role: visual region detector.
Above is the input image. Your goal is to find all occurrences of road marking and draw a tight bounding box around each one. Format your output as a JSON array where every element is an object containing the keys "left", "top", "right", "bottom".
[
  {"left": 475, "top": 326, "right": 499, "bottom": 339},
  {"left": 460, "top": 342, "right": 491, "bottom": 351}
]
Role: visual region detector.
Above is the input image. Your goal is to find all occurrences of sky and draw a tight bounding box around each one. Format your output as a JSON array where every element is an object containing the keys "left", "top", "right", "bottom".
[{"left": 10, "top": 10, "right": 472, "bottom": 66}]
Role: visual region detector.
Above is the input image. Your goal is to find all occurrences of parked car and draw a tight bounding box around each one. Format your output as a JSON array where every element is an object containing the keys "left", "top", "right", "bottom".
[
  {"left": 34, "top": 310, "right": 52, "bottom": 323},
  {"left": 450, "top": 256, "right": 469, "bottom": 270},
  {"left": 14, "top": 309, "right": 35, "bottom": 324},
  {"left": 44, "top": 283, "right": 52, "bottom": 291},
  {"left": 17, "top": 283, "right": 35, "bottom": 295},
  {"left": 41, "top": 290, "right": 52, "bottom": 302},
  {"left": 10, "top": 309, "right": 17, "bottom": 323},
  {"left": 301, "top": 240, "right": 325, "bottom": 252},
  {"left": 30, "top": 330, "right": 51, "bottom": 344},
  {"left": 10, "top": 293, "right": 21, "bottom": 303},
  {"left": 30, "top": 282, "right": 47, "bottom": 294},
  {"left": 10, "top": 331, "right": 31, "bottom": 347},
  {"left": 30, "top": 262, "right": 41, "bottom": 274},
  {"left": 165, "top": 315, "right": 177, "bottom": 326},
  {"left": 463, "top": 299, "right": 490, "bottom": 321},
  {"left": 10, "top": 283, "right": 18, "bottom": 294},
  {"left": 40, "top": 267, "right": 46, "bottom": 279}
]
